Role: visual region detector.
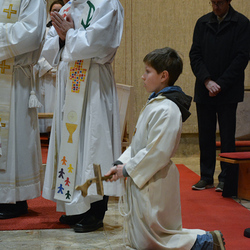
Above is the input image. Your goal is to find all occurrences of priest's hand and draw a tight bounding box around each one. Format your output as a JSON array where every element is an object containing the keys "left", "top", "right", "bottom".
[
  {"left": 105, "top": 164, "right": 125, "bottom": 182},
  {"left": 51, "top": 12, "right": 74, "bottom": 41}
]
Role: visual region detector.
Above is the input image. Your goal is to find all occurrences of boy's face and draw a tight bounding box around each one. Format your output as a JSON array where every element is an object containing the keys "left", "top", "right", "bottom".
[{"left": 142, "top": 64, "right": 167, "bottom": 94}]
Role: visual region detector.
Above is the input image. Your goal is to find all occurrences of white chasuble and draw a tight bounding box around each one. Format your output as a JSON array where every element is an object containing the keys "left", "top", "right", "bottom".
[
  {"left": 0, "top": 0, "right": 21, "bottom": 170},
  {"left": 42, "top": 0, "right": 124, "bottom": 215},
  {"left": 0, "top": 0, "right": 46, "bottom": 203}
]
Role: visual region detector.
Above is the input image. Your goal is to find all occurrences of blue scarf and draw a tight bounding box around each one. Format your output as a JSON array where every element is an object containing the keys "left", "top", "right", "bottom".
[{"left": 148, "top": 86, "right": 184, "bottom": 101}]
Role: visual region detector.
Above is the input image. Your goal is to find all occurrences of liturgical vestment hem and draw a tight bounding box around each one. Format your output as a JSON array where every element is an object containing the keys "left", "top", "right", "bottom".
[{"left": 0, "top": 0, "right": 46, "bottom": 203}]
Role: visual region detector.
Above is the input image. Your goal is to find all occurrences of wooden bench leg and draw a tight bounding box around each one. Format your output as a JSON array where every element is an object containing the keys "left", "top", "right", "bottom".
[{"left": 238, "top": 163, "right": 250, "bottom": 200}]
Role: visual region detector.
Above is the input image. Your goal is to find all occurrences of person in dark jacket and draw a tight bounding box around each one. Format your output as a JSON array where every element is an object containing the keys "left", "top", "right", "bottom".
[{"left": 189, "top": 0, "right": 250, "bottom": 196}]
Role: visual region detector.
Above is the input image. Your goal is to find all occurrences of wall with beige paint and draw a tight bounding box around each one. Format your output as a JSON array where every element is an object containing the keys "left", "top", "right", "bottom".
[
  {"left": 116, "top": 0, "right": 250, "bottom": 134},
  {"left": 45, "top": 0, "right": 250, "bottom": 136}
]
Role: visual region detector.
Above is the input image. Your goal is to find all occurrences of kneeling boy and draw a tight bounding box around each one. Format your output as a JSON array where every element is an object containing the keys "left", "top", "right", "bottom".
[{"left": 106, "top": 47, "right": 225, "bottom": 250}]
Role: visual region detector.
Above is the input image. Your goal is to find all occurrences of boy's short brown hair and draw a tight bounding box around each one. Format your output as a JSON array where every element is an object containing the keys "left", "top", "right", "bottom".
[{"left": 143, "top": 47, "right": 183, "bottom": 86}]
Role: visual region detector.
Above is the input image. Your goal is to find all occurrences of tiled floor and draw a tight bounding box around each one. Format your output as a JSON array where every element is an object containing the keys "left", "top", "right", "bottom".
[
  {"left": 0, "top": 197, "right": 125, "bottom": 250},
  {"left": 0, "top": 156, "right": 249, "bottom": 249}
]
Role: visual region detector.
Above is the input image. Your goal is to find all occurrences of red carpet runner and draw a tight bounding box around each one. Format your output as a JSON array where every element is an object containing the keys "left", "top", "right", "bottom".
[
  {"left": 1, "top": 146, "right": 250, "bottom": 250},
  {"left": 178, "top": 164, "right": 250, "bottom": 250}
]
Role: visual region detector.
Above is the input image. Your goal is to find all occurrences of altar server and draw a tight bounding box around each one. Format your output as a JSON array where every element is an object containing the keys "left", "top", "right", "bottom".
[{"left": 106, "top": 47, "right": 225, "bottom": 250}]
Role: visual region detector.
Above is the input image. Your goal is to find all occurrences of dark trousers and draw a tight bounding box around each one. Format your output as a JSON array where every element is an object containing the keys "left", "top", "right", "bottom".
[
  {"left": 89, "top": 195, "right": 109, "bottom": 220},
  {"left": 196, "top": 103, "right": 238, "bottom": 195}
]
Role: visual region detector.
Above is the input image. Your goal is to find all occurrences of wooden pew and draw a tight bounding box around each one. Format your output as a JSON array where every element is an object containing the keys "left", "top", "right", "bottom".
[
  {"left": 217, "top": 152, "right": 250, "bottom": 200},
  {"left": 216, "top": 140, "right": 250, "bottom": 152}
]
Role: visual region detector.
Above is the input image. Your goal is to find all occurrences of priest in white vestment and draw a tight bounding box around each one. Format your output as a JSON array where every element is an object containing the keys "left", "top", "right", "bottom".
[
  {"left": 0, "top": 0, "right": 46, "bottom": 219},
  {"left": 42, "top": 0, "right": 124, "bottom": 233},
  {"left": 106, "top": 47, "right": 226, "bottom": 250}
]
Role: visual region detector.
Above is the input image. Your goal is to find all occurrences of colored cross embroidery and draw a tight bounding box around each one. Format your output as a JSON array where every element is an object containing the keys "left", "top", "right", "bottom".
[
  {"left": 3, "top": 4, "right": 17, "bottom": 19},
  {"left": 57, "top": 184, "right": 64, "bottom": 194},
  {"left": 69, "top": 60, "right": 87, "bottom": 93},
  {"left": 58, "top": 168, "right": 65, "bottom": 179},
  {"left": 0, "top": 60, "right": 11, "bottom": 74}
]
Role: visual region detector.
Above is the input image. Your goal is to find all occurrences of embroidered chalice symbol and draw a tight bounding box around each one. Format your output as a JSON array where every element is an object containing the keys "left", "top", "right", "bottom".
[
  {"left": 66, "top": 123, "right": 77, "bottom": 143},
  {"left": 66, "top": 111, "right": 78, "bottom": 143}
]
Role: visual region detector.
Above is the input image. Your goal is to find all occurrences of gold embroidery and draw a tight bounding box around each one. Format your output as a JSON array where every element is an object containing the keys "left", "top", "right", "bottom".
[
  {"left": 0, "top": 117, "right": 6, "bottom": 127},
  {"left": 66, "top": 123, "right": 78, "bottom": 143},
  {"left": 3, "top": 4, "right": 17, "bottom": 19},
  {"left": 0, "top": 60, "right": 11, "bottom": 74}
]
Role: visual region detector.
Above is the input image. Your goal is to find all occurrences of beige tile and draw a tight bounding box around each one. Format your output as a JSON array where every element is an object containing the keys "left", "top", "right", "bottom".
[{"left": 172, "top": 155, "right": 221, "bottom": 184}]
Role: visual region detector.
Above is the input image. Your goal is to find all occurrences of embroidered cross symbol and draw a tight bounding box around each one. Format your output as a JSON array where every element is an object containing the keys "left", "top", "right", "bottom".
[
  {"left": 69, "top": 60, "right": 86, "bottom": 93},
  {"left": 0, "top": 118, "right": 6, "bottom": 128},
  {"left": 0, "top": 60, "right": 11, "bottom": 74},
  {"left": 3, "top": 4, "right": 17, "bottom": 19}
]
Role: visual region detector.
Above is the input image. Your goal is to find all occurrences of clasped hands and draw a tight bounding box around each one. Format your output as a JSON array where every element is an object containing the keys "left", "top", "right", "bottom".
[
  {"left": 51, "top": 12, "right": 74, "bottom": 41},
  {"left": 105, "top": 164, "right": 125, "bottom": 182},
  {"left": 205, "top": 79, "right": 221, "bottom": 97}
]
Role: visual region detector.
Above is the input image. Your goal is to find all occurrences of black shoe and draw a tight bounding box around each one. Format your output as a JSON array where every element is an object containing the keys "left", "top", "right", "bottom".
[
  {"left": 215, "top": 182, "right": 224, "bottom": 192},
  {"left": 192, "top": 180, "right": 214, "bottom": 190},
  {"left": 74, "top": 215, "right": 103, "bottom": 233},
  {"left": 59, "top": 213, "right": 86, "bottom": 225},
  {"left": 244, "top": 228, "right": 250, "bottom": 238},
  {"left": 0, "top": 201, "right": 28, "bottom": 219}
]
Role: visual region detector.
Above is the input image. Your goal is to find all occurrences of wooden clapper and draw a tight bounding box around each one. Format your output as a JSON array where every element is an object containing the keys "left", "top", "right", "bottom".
[{"left": 75, "top": 164, "right": 113, "bottom": 197}]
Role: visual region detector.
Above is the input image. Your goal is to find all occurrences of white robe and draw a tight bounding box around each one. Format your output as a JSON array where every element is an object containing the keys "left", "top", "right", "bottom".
[
  {"left": 0, "top": 0, "right": 46, "bottom": 203},
  {"left": 118, "top": 96, "right": 205, "bottom": 250},
  {"left": 42, "top": 0, "right": 124, "bottom": 215},
  {"left": 34, "top": 27, "right": 57, "bottom": 133}
]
